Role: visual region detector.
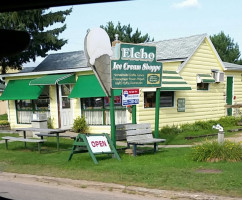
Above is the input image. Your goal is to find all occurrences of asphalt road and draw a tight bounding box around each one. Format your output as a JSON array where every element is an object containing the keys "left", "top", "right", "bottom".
[{"left": 0, "top": 178, "right": 163, "bottom": 200}]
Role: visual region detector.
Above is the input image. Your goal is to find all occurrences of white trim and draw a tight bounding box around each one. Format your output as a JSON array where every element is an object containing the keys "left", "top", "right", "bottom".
[
  {"left": 177, "top": 35, "right": 226, "bottom": 73},
  {"left": 157, "top": 58, "right": 186, "bottom": 63},
  {"left": 0, "top": 67, "right": 91, "bottom": 79}
]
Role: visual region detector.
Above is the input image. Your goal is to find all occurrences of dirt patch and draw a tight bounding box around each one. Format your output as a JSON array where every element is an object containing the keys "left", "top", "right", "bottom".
[{"left": 196, "top": 169, "right": 223, "bottom": 174}]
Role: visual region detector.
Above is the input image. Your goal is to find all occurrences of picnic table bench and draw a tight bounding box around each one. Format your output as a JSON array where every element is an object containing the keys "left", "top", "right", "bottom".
[
  {"left": 2, "top": 136, "right": 45, "bottom": 153},
  {"left": 116, "top": 123, "right": 166, "bottom": 156},
  {"left": 14, "top": 128, "right": 69, "bottom": 151}
]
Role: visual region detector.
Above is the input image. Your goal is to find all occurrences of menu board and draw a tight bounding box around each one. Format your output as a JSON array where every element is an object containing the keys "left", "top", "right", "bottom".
[{"left": 177, "top": 98, "right": 185, "bottom": 112}]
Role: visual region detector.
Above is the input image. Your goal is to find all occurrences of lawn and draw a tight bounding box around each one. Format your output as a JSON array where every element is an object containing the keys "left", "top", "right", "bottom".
[{"left": 0, "top": 133, "right": 241, "bottom": 197}]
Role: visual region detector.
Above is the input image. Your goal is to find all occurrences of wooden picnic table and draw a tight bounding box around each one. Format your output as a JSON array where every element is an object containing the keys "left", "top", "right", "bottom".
[{"left": 14, "top": 128, "right": 69, "bottom": 150}]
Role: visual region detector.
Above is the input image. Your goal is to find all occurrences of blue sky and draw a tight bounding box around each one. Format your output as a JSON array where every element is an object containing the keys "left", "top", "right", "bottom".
[{"left": 23, "top": 0, "right": 242, "bottom": 67}]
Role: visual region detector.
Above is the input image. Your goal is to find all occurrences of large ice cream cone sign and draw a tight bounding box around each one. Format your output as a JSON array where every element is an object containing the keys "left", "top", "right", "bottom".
[{"left": 84, "top": 28, "right": 113, "bottom": 96}]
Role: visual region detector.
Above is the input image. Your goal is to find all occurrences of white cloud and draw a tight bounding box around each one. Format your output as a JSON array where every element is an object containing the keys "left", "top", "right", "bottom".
[{"left": 172, "top": 0, "right": 201, "bottom": 9}]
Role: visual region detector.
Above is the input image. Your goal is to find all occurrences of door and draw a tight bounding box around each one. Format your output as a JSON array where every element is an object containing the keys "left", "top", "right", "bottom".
[
  {"left": 226, "top": 76, "right": 233, "bottom": 116},
  {"left": 59, "top": 85, "right": 73, "bottom": 129}
]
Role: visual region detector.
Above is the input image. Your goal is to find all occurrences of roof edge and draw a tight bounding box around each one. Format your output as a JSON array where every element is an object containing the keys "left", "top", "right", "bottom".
[
  {"left": 177, "top": 34, "right": 207, "bottom": 73},
  {"left": 177, "top": 34, "right": 225, "bottom": 73},
  {"left": 0, "top": 67, "right": 91, "bottom": 79}
]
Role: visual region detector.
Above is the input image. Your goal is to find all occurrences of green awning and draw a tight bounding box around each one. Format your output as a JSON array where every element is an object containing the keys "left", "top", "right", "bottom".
[
  {"left": 69, "top": 75, "right": 122, "bottom": 98},
  {"left": 29, "top": 74, "right": 76, "bottom": 85},
  {"left": 0, "top": 79, "right": 44, "bottom": 100},
  {"left": 161, "top": 71, "right": 192, "bottom": 91},
  {"left": 197, "top": 74, "right": 215, "bottom": 83}
]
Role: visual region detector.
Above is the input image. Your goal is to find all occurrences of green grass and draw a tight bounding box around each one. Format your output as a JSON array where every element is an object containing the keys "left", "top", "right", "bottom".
[{"left": 0, "top": 133, "right": 241, "bottom": 197}]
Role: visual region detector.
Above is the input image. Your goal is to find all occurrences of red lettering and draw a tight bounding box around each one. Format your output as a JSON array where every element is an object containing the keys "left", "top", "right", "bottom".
[{"left": 91, "top": 140, "right": 108, "bottom": 147}]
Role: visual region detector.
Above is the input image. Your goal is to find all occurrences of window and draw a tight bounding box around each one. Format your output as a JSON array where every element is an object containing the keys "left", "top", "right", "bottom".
[
  {"left": 81, "top": 96, "right": 126, "bottom": 125},
  {"left": 144, "top": 91, "right": 174, "bottom": 108},
  {"left": 16, "top": 86, "right": 50, "bottom": 124},
  {"left": 61, "top": 85, "right": 71, "bottom": 108},
  {"left": 197, "top": 83, "right": 209, "bottom": 90}
]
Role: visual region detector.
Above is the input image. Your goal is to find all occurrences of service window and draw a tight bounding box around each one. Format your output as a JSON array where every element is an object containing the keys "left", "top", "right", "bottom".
[
  {"left": 197, "top": 83, "right": 209, "bottom": 90},
  {"left": 144, "top": 91, "right": 174, "bottom": 108}
]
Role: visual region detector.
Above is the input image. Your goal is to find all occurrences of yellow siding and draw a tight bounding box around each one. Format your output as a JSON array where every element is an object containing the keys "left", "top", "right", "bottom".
[
  {"left": 88, "top": 125, "right": 111, "bottom": 134},
  {"left": 137, "top": 38, "right": 225, "bottom": 129},
  {"left": 163, "top": 61, "right": 182, "bottom": 71}
]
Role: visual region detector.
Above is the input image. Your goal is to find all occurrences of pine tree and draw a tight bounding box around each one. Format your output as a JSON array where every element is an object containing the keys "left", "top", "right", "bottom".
[
  {"left": 210, "top": 31, "right": 242, "bottom": 64},
  {"left": 0, "top": 8, "right": 72, "bottom": 74},
  {"left": 101, "top": 21, "right": 153, "bottom": 43}
]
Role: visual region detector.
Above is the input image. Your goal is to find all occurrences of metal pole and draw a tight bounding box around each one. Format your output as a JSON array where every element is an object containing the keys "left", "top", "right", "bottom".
[
  {"left": 132, "top": 105, "right": 136, "bottom": 124},
  {"left": 155, "top": 88, "right": 160, "bottom": 138},
  {"left": 110, "top": 89, "right": 116, "bottom": 148}
]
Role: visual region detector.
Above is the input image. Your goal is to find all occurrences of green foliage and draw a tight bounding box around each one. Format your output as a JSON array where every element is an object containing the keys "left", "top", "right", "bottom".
[
  {"left": 218, "top": 116, "right": 241, "bottom": 127},
  {"left": 159, "top": 124, "right": 180, "bottom": 135},
  {"left": 210, "top": 31, "right": 242, "bottom": 64},
  {"left": 101, "top": 21, "right": 154, "bottom": 43},
  {"left": 0, "top": 114, "right": 8, "bottom": 120},
  {"left": 72, "top": 116, "right": 88, "bottom": 133},
  {"left": 47, "top": 117, "right": 54, "bottom": 129},
  {"left": 159, "top": 116, "right": 241, "bottom": 145},
  {"left": 0, "top": 120, "right": 9, "bottom": 125},
  {"left": 192, "top": 141, "right": 242, "bottom": 162},
  {"left": 0, "top": 8, "right": 72, "bottom": 74}
]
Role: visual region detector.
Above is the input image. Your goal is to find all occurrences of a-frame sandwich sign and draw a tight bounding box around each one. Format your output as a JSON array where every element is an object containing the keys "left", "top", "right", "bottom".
[{"left": 68, "top": 133, "right": 121, "bottom": 164}]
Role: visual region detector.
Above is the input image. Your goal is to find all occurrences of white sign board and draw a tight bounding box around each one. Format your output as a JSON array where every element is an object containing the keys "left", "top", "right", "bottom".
[
  {"left": 122, "top": 89, "right": 140, "bottom": 106},
  {"left": 86, "top": 135, "right": 111, "bottom": 153}
]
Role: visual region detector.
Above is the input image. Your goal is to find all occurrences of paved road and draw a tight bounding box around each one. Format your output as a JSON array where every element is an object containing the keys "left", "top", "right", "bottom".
[{"left": 0, "top": 178, "right": 163, "bottom": 200}]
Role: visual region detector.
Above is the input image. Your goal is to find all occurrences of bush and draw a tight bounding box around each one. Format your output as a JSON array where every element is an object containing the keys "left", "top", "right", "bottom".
[
  {"left": 47, "top": 117, "right": 54, "bottom": 129},
  {"left": 0, "top": 120, "right": 9, "bottom": 126},
  {"left": 159, "top": 124, "right": 180, "bottom": 135},
  {"left": 191, "top": 140, "right": 242, "bottom": 162},
  {"left": 218, "top": 116, "right": 240, "bottom": 127},
  {"left": 0, "top": 114, "right": 8, "bottom": 120},
  {"left": 72, "top": 116, "right": 88, "bottom": 133}
]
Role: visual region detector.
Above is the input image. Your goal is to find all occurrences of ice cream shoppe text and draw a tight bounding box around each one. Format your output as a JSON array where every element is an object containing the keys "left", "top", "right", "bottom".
[{"left": 111, "top": 43, "right": 162, "bottom": 88}]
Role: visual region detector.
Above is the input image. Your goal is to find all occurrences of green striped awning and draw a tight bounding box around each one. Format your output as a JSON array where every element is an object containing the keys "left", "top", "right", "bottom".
[
  {"left": 0, "top": 79, "right": 45, "bottom": 100},
  {"left": 29, "top": 74, "right": 76, "bottom": 85},
  {"left": 69, "top": 75, "right": 122, "bottom": 98},
  {"left": 197, "top": 74, "right": 215, "bottom": 83},
  {"left": 161, "top": 71, "right": 191, "bottom": 91}
]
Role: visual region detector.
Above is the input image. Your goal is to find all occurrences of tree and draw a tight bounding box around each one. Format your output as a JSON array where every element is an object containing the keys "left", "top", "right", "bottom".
[
  {"left": 210, "top": 31, "right": 242, "bottom": 64},
  {"left": 100, "top": 21, "right": 154, "bottom": 43},
  {"left": 0, "top": 8, "right": 72, "bottom": 74}
]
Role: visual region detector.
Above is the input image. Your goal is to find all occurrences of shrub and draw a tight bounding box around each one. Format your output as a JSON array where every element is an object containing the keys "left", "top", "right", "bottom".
[
  {"left": 191, "top": 140, "right": 242, "bottom": 162},
  {"left": 218, "top": 116, "right": 240, "bottom": 127},
  {"left": 72, "top": 116, "right": 88, "bottom": 133},
  {"left": 0, "top": 114, "right": 8, "bottom": 120},
  {"left": 159, "top": 124, "right": 180, "bottom": 135},
  {"left": 47, "top": 117, "right": 54, "bottom": 129},
  {"left": 0, "top": 120, "right": 9, "bottom": 126}
]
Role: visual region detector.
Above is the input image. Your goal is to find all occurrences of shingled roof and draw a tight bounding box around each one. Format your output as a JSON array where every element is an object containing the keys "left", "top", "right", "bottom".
[
  {"left": 149, "top": 34, "right": 207, "bottom": 61},
  {"left": 223, "top": 62, "right": 242, "bottom": 71},
  {"left": 33, "top": 50, "right": 88, "bottom": 72}
]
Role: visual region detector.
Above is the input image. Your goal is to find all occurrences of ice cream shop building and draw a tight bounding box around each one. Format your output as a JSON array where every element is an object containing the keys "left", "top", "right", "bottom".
[{"left": 1, "top": 33, "right": 242, "bottom": 133}]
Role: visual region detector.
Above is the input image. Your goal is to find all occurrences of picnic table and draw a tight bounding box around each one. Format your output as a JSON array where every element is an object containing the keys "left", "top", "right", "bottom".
[{"left": 14, "top": 128, "right": 69, "bottom": 150}]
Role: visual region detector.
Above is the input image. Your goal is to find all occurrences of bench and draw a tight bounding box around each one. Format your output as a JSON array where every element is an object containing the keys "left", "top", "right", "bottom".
[
  {"left": 2, "top": 136, "right": 45, "bottom": 153},
  {"left": 116, "top": 123, "right": 166, "bottom": 156}
]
